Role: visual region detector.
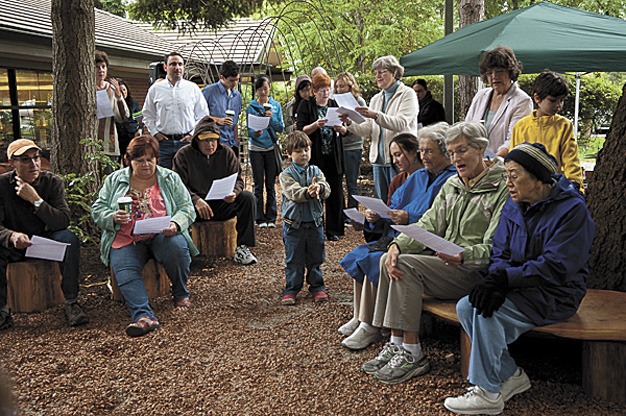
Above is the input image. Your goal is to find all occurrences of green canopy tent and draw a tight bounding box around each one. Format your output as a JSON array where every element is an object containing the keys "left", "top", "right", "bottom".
[{"left": 401, "top": 2, "right": 626, "bottom": 133}]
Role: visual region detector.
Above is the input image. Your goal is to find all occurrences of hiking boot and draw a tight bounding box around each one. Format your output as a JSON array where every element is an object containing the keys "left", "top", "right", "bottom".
[
  {"left": 281, "top": 294, "right": 296, "bottom": 305},
  {"left": 338, "top": 317, "right": 359, "bottom": 336},
  {"left": 341, "top": 327, "right": 382, "bottom": 350},
  {"left": 374, "top": 348, "right": 430, "bottom": 384},
  {"left": 126, "top": 316, "right": 161, "bottom": 337},
  {"left": 501, "top": 368, "right": 531, "bottom": 401},
  {"left": 0, "top": 309, "right": 13, "bottom": 330},
  {"left": 361, "top": 342, "right": 401, "bottom": 375},
  {"left": 444, "top": 386, "right": 504, "bottom": 415},
  {"left": 234, "top": 245, "right": 258, "bottom": 265},
  {"left": 65, "top": 302, "right": 89, "bottom": 327}
]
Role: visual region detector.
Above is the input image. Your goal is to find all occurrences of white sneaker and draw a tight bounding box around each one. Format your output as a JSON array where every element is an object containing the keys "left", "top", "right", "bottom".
[
  {"left": 267, "top": 222, "right": 276, "bottom": 228},
  {"left": 341, "top": 327, "right": 382, "bottom": 350},
  {"left": 444, "top": 386, "right": 504, "bottom": 415},
  {"left": 338, "top": 317, "right": 360, "bottom": 336},
  {"left": 258, "top": 223, "right": 268, "bottom": 229},
  {"left": 234, "top": 245, "right": 258, "bottom": 265},
  {"left": 501, "top": 368, "right": 531, "bottom": 401}
]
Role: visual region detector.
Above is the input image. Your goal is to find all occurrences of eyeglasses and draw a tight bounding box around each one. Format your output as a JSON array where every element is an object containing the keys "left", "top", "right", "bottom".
[
  {"left": 419, "top": 149, "right": 436, "bottom": 156},
  {"left": 13, "top": 154, "right": 41, "bottom": 163},
  {"left": 373, "top": 69, "right": 389, "bottom": 77},
  {"left": 503, "top": 172, "right": 526, "bottom": 183},
  {"left": 485, "top": 68, "right": 508, "bottom": 77},
  {"left": 317, "top": 88, "right": 331, "bottom": 94}
]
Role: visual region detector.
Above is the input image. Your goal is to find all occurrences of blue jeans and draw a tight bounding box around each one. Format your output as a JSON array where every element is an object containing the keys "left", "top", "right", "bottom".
[
  {"left": 249, "top": 149, "right": 278, "bottom": 224},
  {"left": 457, "top": 296, "right": 535, "bottom": 393},
  {"left": 343, "top": 149, "right": 362, "bottom": 209},
  {"left": 0, "top": 229, "right": 80, "bottom": 307},
  {"left": 372, "top": 164, "right": 397, "bottom": 201},
  {"left": 110, "top": 234, "right": 190, "bottom": 322},
  {"left": 282, "top": 222, "right": 325, "bottom": 296},
  {"left": 158, "top": 139, "right": 190, "bottom": 169}
]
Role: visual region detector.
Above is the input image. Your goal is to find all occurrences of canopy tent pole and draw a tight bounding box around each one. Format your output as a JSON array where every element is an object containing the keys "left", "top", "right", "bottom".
[
  {"left": 574, "top": 73, "right": 581, "bottom": 140},
  {"left": 443, "top": 0, "right": 454, "bottom": 123}
]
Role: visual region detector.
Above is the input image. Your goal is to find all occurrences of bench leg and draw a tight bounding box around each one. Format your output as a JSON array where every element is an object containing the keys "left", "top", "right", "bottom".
[
  {"left": 582, "top": 341, "right": 626, "bottom": 404},
  {"left": 460, "top": 329, "right": 471, "bottom": 379}
]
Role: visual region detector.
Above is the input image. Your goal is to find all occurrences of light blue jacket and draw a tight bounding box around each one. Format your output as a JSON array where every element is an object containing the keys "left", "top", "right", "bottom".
[{"left": 91, "top": 166, "right": 198, "bottom": 265}]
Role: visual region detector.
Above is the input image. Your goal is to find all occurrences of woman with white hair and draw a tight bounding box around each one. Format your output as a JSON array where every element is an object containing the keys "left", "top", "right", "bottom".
[
  {"left": 340, "top": 55, "right": 419, "bottom": 200},
  {"left": 360, "top": 121, "right": 509, "bottom": 385}
]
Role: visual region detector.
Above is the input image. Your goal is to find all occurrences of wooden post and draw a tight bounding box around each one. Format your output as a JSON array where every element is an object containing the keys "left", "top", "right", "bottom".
[
  {"left": 582, "top": 341, "right": 626, "bottom": 404},
  {"left": 109, "top": 259, "right": 171, "bottom": 302},
  {"left": 190, "top": 218, "right": 237, "bottom": 258},
  {"left": 6, "top": 260, "right": 65, "bottom": 313}
]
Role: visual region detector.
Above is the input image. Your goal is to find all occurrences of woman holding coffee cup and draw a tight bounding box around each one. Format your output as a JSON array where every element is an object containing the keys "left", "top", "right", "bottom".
[
  {"left": 246, "top": 75, "right": 285, "bottom": 228},
  {"left": 92, "top": 135, "right": 198, "bottom": 337}
]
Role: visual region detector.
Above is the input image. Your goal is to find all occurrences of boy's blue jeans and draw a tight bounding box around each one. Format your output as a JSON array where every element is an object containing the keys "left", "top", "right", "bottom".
[
  {"left": 110, "top": 234, "right": 190, "bottom": 321},
  {"left": 282, "top": 222, "right": 325, "bottom": 296}
]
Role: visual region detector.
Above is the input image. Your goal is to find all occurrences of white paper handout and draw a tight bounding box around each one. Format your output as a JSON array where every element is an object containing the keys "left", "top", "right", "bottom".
[
  {"left": 205, "top": 172, "right": 238, "bottom": 200},
  {"left": 133, "top": 216, "right": 172, "bottom": 235},
  {"left": 96, "top": 90, "right": 114, "bottom": 119},
  {"left": 248, "top": 114, "right": 271, "bottom": 131},
  {"left": 352, "top": 195, "right": 391, "bottom": 219},
  {"left": 391, "top": 224, "right": 465, "bottom": 256},
  {"left": 333, "top": 92, "right": 366, "bottom": 124},
  {"left": 325, "top": 108, "right": 343, "bottom": 127},
  {"left": 25, "top": 235, "right": 70, "bottom": 262},
  {"left": 343, "top": 208, "right": 365, "bottom": 224}
]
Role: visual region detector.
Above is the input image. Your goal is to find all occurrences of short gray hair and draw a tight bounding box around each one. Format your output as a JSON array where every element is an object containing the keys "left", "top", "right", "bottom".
[
  {"left": 372, "top": 55, "right": 404, "bottom": 79},
  {"left": 418, "top": 122, "right": 449, "bottom": 155},
  {"left": 445, "top": 121, "right": 489, "bottom": 151}
]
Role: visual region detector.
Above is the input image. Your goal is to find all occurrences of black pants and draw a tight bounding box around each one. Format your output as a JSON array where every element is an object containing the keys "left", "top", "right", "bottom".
[
  {"left": 322, "top": 169, "right": 345, "bottom": 237},
  {"left": 207, "top": 190, "right": 256, "bottom": 247}
]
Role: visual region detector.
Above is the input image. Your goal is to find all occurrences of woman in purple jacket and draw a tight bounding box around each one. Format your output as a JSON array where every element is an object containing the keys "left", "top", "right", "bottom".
[{"left": 444, "top": 142, "right": 595, "bottom": 415}]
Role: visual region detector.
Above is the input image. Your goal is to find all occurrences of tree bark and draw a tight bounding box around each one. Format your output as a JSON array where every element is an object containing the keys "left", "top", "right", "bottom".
[
  {"left": 458, "top": 0, "right": 484, "bottom": 119},
  {"left": 51, "top": 0, "right": 96, "bottom": 175},
  {"left": 586, "top": 83, "right": 626, "bottom": 292}
]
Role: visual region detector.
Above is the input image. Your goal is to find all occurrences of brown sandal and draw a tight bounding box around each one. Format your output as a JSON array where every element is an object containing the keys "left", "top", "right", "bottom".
[{"left": 126, "top": 316, "right": 161, "bottom": 337}]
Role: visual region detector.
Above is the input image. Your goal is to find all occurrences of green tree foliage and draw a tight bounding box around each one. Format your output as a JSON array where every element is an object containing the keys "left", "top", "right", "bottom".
[
  {"left": 129, "top": 0, "right": 275, "bottom": 32},
  {"left": 269, "top": 0, "right": 444, "bottom": 76},
  {"left": 484, "top": 0, "right": 625, "bottom": 19},
  {"left": 95, "top": 0, "right": 126, "bottom": 17}
]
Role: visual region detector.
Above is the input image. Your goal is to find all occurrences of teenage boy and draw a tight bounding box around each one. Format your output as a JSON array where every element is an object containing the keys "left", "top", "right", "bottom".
[{"left": 510, "top": 71, "right": 583, "bottom": 190}]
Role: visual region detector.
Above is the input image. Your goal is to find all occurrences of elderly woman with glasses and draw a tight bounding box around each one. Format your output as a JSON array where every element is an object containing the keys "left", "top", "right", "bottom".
[
  {"left": 296, "top": 72, "right": 346, "bottom": 241},
  {"left": 340, "top": 55, "right": 419, "bottom": 201},
  {"left": 465, "top": 46, "right": 532, "bottom": 158}
]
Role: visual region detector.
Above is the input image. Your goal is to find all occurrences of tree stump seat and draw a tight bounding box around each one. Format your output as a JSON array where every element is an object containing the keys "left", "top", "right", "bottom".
[
  {"left": 109, "top": 259, "right": 171, "bottom": 302},
  {"left": 6, "top": 260, "right": 65, "bottom": 313},
  {"left": 422, "top": 289, "right": 626, "bottom": 404},
  {"left": 190, "top": 218, "right": 237, "bottom": 258}
]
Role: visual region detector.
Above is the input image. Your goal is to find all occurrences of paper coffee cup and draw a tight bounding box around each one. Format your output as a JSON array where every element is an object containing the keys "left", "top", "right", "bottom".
[
  {"left": 117, "top": 196, "right": 133, "bottom": 214},
  {"left": 225, "top": 109, "right": 235, "bottom": 121},
  {"left": 263, "top": 103, "right": 272, "bottom": 112}
]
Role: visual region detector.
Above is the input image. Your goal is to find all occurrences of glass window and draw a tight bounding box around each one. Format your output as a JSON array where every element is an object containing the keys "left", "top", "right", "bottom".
[
  {"left": 0, "top": 69, "right": 9, "bottom": 106},
  {"left": 16, "top": 70, "right": 53, "bottom": 108}
]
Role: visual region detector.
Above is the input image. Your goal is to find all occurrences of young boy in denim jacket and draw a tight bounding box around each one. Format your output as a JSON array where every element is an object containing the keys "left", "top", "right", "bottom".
[
  {"left": 279, "top": 131, "right": 331, "bottom": 305},
  {"left": 510, "top": 71, "right": 583, "bottom": 190}
]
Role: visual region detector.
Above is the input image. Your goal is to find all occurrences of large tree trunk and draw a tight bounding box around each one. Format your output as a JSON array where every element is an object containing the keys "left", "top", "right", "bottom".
[
  {"left": 458, "top": 0, "right": 483, "bottom": 119},
  {"left": 51, "top": 0, "right": 96, "bottom": 175},
  {"left": 586, "top": 83, "right": 626, "bottom": 292}
]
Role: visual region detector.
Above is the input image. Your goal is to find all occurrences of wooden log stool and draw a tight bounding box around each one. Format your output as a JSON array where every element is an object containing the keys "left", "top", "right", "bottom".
[
  {"left": 6, "top": 259, "right": 65, "bottom": 313},
  {"left": 190, "top": 218, "right": 237, "bottom": 258},
  {"left": 109, "top": 259, "right": 171, "bottom": 302}
]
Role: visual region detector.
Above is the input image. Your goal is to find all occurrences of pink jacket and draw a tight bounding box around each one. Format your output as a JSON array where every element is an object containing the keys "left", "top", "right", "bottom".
[{"left": 465, "top": 83, "right": 532, "bottom": 154}]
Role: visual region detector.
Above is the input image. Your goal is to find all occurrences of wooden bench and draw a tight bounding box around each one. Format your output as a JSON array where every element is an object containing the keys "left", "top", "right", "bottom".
[
  {"left": 190, "top": 218, "right": 237, "bottom": 258},
  {"left": 109, "top": 259, "right": 171, "bottom": 302},
  {"left": 422, "top": 289, "right": 626, "bottom": 404},
  {"left": 6, "top": 260, "right": 65, "bottom": 313}
]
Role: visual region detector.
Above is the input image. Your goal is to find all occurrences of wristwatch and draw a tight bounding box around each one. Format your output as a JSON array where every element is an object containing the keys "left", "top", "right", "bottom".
[{"left": 33, "top": 198, "right": 43, "bottom": 208}]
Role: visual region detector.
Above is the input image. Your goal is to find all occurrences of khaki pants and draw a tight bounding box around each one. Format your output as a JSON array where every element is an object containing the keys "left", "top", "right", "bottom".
[
  {"left": 353, "top": 279, "right": 378, "bottom": 325},
  {"left": 372, "top": 253, "right": 485, "bottom": 333}
]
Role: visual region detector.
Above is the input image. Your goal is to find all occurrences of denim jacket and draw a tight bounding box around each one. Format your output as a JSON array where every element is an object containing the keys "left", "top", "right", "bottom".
[
  {"left": 279, "top": 163, "right": 330, "bottom": 229},
  {"left": 91, "top": 166, "right": 198, "bottom": 265}
]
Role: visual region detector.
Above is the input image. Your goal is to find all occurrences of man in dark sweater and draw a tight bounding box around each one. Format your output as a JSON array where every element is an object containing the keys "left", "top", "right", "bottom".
[
  {"left": 173, "top": 117, "right": 257, "bottom": 265},
  {"left": 0, "top": 139, "right": 88, "bottom": 330}
]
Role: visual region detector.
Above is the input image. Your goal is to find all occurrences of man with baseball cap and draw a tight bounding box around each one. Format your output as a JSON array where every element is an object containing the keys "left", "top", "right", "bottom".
[
  {"left": 0, "top": 139, "right": 88, "bottom": 330},
  {"left": 172, "top": 117, "right": 258, "bottom": 265}
]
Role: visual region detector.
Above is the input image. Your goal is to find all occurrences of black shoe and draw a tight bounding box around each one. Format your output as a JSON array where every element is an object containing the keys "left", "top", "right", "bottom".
[
  {"left": 326, "top": 234, "right": 340, "bottom": 241},
  {"left": 65, "top": 302, "right": 89, "bottom": 327},
  {"left": 0, "top": 309, "right": 13, "bottom": 330}
]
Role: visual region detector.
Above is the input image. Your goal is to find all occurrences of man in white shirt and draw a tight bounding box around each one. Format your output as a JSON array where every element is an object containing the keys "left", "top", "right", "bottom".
[{"left": 142, "top": 52, "right": 209, "bottom": 169}]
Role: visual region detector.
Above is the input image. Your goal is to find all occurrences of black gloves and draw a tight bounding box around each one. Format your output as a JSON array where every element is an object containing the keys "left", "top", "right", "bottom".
[{"left": 469, "top": 269, "right": 509, "bottom": 318}]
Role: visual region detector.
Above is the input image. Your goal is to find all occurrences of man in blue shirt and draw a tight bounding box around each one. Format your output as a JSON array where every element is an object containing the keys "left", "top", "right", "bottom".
[{"left": 202, "top": 61, "right": 242, "bottom": 157}]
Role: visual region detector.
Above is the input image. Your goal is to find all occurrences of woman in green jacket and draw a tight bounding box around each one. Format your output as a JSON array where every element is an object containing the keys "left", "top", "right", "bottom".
[{"left": 92, "top": 135, "right": 197, "bottom": 337}]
